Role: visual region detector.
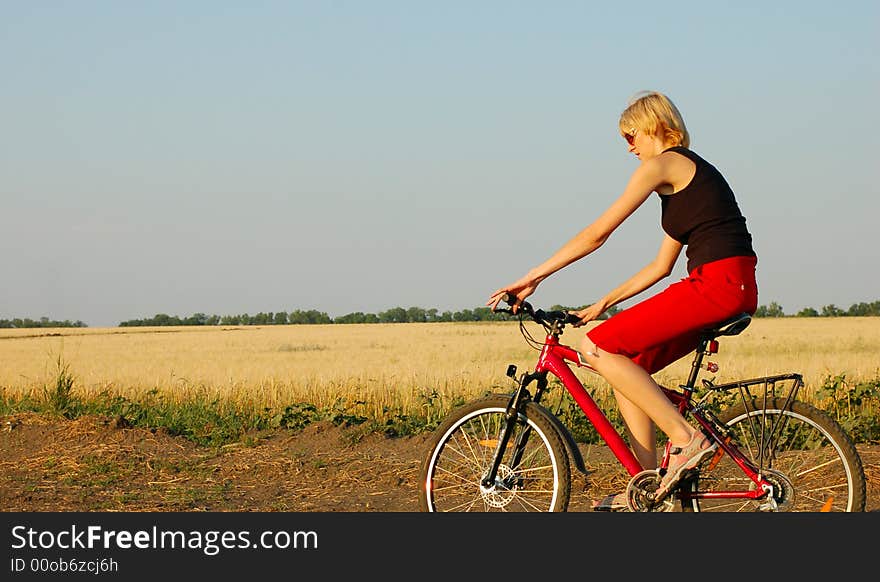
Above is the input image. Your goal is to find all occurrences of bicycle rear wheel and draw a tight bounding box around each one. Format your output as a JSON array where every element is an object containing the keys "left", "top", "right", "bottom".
[
  {"left": 419, "top": 395, "right": 571, "bottom": 512},
  {"left": 689, "top": 399, "right": 866, "bottom": 512}
]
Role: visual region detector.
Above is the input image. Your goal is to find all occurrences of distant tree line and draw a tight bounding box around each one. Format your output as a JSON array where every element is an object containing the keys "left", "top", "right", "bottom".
[
  {"left": 753, "top": 300, "right": 880, "bottom": 318},
  {"left": 0, "top": 317, "right": 87, "bottom": 329},
  {"left": 117, "top": 300, "right": 880, "bottom": 327},
  {"left": 5, "top": 300, "right": 880, "bottom": 328},
  {"left": 117, "top": 304, "right": 617, "bottom": 327}
]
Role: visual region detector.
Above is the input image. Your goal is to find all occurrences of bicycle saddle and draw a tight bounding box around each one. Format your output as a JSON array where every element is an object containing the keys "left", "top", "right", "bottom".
[{"left": 702, "top": 312, "right": 752, "bottom": 339}]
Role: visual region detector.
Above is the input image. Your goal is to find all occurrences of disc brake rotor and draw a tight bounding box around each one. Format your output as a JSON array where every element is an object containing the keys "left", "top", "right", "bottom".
[{"left": 480, "top": 465, "right": 518, "bottom": 508}]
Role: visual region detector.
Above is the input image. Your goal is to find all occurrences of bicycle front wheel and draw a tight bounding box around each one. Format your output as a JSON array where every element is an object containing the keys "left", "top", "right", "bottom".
[
  {"left": 419, "top": 395, "right": 571, "bottom": 512},
  {"left": 691, "top": 399, "right": 866, "bottom": 512}
]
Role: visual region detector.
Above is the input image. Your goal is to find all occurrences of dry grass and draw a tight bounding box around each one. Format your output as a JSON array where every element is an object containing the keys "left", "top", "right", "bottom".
[{"left": 1, "top": 318, "right": 878, "bottom": 418}]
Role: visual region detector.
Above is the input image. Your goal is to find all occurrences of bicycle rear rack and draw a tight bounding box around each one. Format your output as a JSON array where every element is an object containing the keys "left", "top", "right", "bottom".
[
  {"left": 700, "top": 373, "right": 804, "bottom": 474},
  {"left": 703, "top": 372, "right": 803, "bottom": 413}
]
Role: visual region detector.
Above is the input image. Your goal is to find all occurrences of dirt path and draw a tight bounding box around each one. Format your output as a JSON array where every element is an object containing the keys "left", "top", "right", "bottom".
[{"left": 2, "top": 412, "right": 878, "bottom": 512}]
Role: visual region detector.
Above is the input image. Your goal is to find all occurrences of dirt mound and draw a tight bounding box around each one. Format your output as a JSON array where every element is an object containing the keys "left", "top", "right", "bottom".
[{"left": 1, "top": 412, "right": 878, "bottom": 512}]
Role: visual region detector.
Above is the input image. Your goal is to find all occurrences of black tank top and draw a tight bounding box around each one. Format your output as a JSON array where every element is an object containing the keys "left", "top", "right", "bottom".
[{"left": 659, "top": 146, "right": 756, "bottom": 273}]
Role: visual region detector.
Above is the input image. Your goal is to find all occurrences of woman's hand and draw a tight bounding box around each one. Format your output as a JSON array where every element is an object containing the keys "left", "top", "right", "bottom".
[
  {"left": 569, "top": 301, "right": 608, "bottom": 327},
  {"left": 487, "top": 272, "right": 543, "bottom": 313}
]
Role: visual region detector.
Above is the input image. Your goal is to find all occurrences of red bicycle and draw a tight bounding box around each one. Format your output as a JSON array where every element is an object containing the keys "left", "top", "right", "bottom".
[{"left": 418, "top": 295, "right": 866, "bottom": 512}]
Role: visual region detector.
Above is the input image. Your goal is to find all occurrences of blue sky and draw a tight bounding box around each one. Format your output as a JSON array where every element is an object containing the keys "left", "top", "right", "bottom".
[{"left": 2, "top": 1, "right": 878, "bottom": 327}]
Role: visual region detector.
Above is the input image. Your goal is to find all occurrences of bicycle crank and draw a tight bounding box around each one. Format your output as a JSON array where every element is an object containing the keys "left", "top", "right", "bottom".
[{"left": 625, "top": 470, "right": 677, "bottom": 512}]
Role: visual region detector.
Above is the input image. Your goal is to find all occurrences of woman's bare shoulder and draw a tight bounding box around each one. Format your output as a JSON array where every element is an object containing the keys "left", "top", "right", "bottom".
[{"left": 655, "top": 149, "right": 696, "bottom": 193}]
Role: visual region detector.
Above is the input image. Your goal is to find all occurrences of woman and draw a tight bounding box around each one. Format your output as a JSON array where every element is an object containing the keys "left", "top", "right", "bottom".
[{"left": 487, "top": 90, "right": 758, "bottom": 509}]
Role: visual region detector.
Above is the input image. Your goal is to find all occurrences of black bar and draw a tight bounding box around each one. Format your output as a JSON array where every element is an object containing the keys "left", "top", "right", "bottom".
[{"left": 1, "top": 511, "right": 875, "bottom": 579}]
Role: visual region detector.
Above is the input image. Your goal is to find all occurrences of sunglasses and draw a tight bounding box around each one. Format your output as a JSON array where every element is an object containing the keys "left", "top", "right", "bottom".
[{"left": 623, "top": 128, "right": 637, "bottom": 146}]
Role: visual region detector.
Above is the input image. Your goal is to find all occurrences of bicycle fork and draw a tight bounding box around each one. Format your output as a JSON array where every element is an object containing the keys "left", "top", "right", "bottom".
[{"left": 480, "top": 368, "right": 546, "bottom": 489}]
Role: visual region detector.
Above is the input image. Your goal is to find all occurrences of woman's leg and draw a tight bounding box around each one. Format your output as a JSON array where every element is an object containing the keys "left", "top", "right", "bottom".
[
  {"left": 581, "top": 257, "right": 758, "bottom": 475},
  {"left": 612, "top": 388, "right": 658, "bottom": 470},
  {"left": 580, "top": 339, "right": 696, "bottom": 448}
]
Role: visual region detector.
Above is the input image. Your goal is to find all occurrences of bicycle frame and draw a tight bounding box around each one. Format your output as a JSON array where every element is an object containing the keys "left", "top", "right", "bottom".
[
  {"left": 511, "top": 325, "right": 787, "bottom": 505},
  {"left": 534, "top": 335, "right": 643, "bottom": 475}
]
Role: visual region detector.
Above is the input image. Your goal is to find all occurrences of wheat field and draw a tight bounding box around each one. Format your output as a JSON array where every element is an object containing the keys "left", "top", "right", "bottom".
[{"left": 1, "top": 318, "right": 878, "bottom": 418}]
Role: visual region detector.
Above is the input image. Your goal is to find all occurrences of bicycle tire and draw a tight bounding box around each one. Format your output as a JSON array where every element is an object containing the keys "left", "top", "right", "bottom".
[
  {"left": 419, "top": 395, "right": 571, "bottom": 512},
  {"left": 687, "top": 398, "right": 866, "bottom": 512}
]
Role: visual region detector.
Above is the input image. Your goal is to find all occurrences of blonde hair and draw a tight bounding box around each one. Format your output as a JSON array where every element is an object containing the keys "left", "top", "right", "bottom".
[{"left": 619, "top": 91, "right": 690, "bottom": 148}]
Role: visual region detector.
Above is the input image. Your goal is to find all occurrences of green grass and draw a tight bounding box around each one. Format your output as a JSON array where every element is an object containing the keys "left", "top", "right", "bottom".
[{"left": 1, "top": 359, "right": 878, "bottom": 448}]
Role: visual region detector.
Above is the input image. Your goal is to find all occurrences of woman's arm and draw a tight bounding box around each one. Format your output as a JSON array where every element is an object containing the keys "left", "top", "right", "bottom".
[{"left": 488, "top": 159, "right": 669, "bottom": 311}]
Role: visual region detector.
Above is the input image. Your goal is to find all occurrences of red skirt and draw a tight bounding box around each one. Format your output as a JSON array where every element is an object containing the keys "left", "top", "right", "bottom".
[{"left": 585, "top": 255, "right": 758, "bottom": 374}]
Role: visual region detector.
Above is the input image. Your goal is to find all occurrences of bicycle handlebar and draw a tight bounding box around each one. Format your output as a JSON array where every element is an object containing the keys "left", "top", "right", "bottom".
[{"left": 496, "top": 293, "right": 582, "bottom": 327}]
